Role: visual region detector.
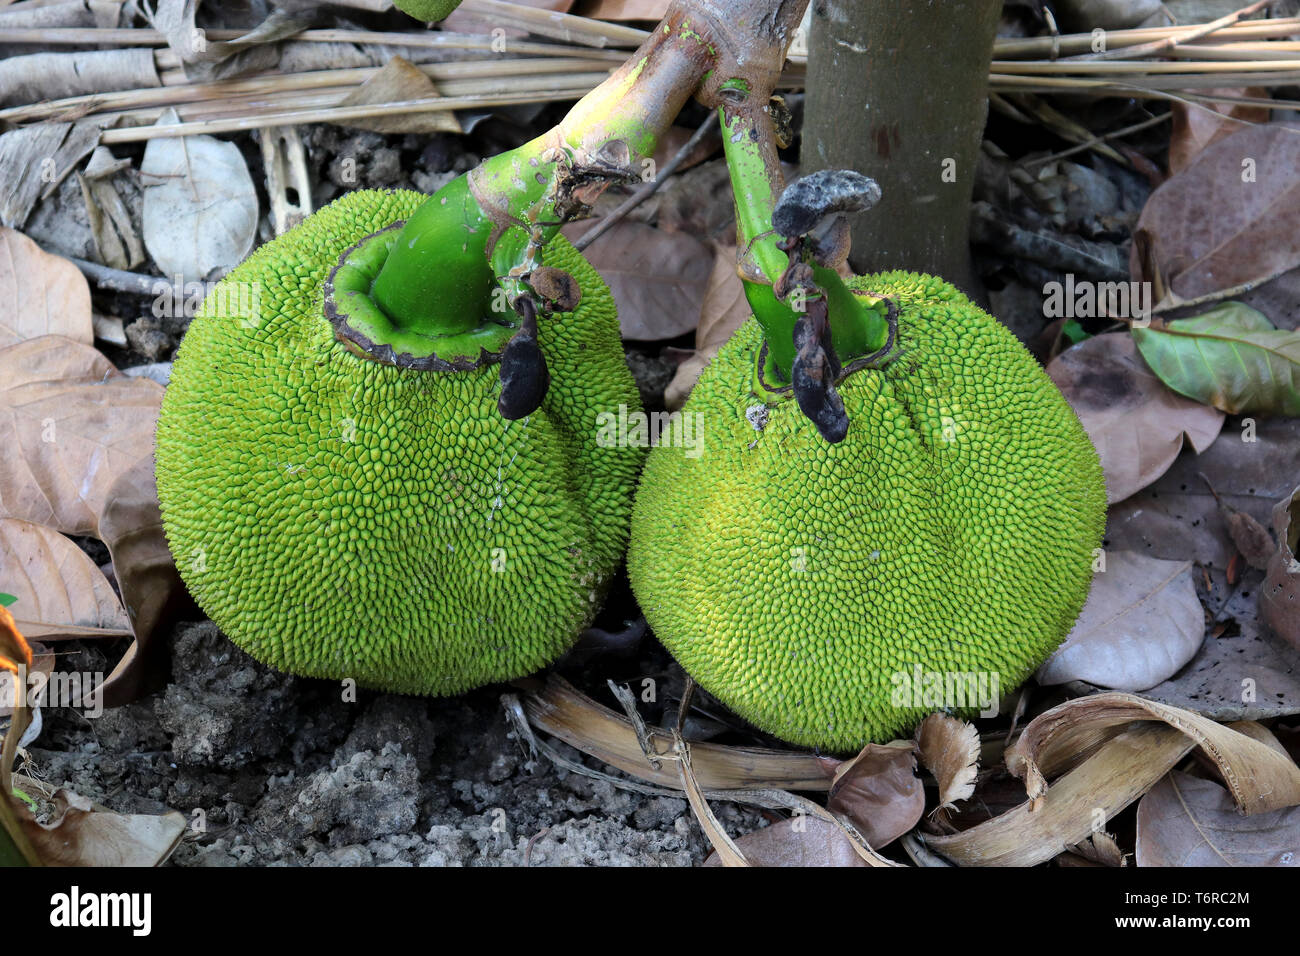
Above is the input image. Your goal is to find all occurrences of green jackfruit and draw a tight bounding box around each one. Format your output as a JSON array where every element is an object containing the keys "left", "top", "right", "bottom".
[
  {"left": 628, "top": 271, "right": 1106, "bottom": 752},
  {"left": 156, "top": 189, "right": 643, "bottom": 694}
]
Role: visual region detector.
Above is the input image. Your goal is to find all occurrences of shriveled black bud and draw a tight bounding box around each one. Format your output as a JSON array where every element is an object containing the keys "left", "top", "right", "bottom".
[
  {"left": 791, "top": 299, "right": 848, "bottom": 443},
  {"left": 792, "top": 301, "right": 841, "bottom": 379},
  {"left": 498, "top": 297, "right": 550, "bottom": 419},
  {"left": 526, "top": 267, "right": 582, "bottom": 312},
  {"left": 792, "top": 345, "right": 849, "bottom": 444},
  {"left": 773, "top": 169, "right": 881, "bottom": 239},
  {"left": 774, "top": 258, "right": 814, "bottom": 302}
]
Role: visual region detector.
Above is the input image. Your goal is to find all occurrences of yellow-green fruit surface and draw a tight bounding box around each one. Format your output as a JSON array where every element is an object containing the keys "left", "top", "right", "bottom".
[
  {"left": 156, "top": 189, "right": 643, "bottom": 694},
  {"left": 628, "top": 272, "right": 1106, "bottom": 752}
]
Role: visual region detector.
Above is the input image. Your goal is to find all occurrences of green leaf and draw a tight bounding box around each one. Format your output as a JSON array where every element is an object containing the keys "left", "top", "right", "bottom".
[
  {"left": 0, "top": 594, "right": 14, "bottom": 607},
  {"left": 1061, "top": 318, "right": 1090, "bottom": 346},
  {"left": 1131, "top": 302, "right": 1300, "bottom": 416}
]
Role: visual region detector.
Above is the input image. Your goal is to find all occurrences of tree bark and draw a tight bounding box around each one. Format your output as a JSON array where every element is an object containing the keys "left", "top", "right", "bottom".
[{"left": 802, "top": 0, "right": 1001, "bottom": 296}]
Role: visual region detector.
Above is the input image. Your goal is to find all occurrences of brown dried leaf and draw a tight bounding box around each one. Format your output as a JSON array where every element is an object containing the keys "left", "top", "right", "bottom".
[
  {"left": 649, "top": 123, "right": 720, "bottom": 178},
  {"left": 704, "top": 816, "right": 868, "bottom": 867},
  {"left": 1168, "top": 89, "right": 1269, "bottom": 176},
  {"left": 1132, "top": 124, "right": 1300, "bottom": 310},
  {"left": 1007, "top": 693, "right": 1300, "bottom": 815},
  {"left": 0, "top": 228, "right": 92, "bottom": 348},
  {"left": 1202, "top": 468, "right": 1277, "bottom": 571},
  {"left": 664, "top": 242, "right": 751, "bottom": 409},
  {"left": 1066, "top": 830, "right": 1126, "bottom": 867},
  {"left": 676, "top": 733, "right": 748, "bottom": 866},
  {"left": 926, "top": 722, "right": 1194, "bottom": 866},
  {"left": 19, "top": 789, "right": 185, "bottom": 866},
  {"left": 1037, "top": 551, "right": 1204, "bottom": 692},
  {"left": 1262, "top": 484, "right": 1300, "bottom": 652},
  {"left": 916, "top": 713, "right": 979, "bottom": 811},
  {"left": 0, "top": 336, "right": 162, "bottom": 535},
  {"left": 1106, "top": 417, "right": 1300, "bottom": 568},
  {"left": 1047, "top": 333, "right": 1224, "bottom": 503},
  {"left": 338, "top": 56, "right": 462, "bottom": 135},
  {"left": 655, "top": 159, "right": 737, "bottom": 242},
  {"left": 561, "top": 220, "right": 712, "bottom": 340},
  {"left": 928, "top": 693, "right": 1300, "bottom": 866},
  {"left": 0, "top": 336, "right": 180, "bottom": 704},
  {"left": 96, "top": 455, "right": 186, "bottom": 705},
  {"left": 826, "top": 741, "right": 923, "bottom": 848},
  {"left": 0, "top": 518, "right": 131, "bottom": 642},
  {"left": 521, "top": 675, "right": 836, "bottom": 790},
  {"left": 1136, "top": 770, "right": 1300, "bottom": 866}
]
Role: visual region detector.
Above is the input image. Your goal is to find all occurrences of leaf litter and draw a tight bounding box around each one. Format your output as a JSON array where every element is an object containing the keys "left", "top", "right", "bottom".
[{"left": 3, "top": 0, "right": 1300, "bottom": 870}]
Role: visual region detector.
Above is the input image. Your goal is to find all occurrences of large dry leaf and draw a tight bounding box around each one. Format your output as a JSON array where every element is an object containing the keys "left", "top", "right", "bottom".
[
  {"left": 0, "top": 228, "right": 92, "bottom": 348},
  {"left": 925, "top": 722, "right": 1195, "bottom": 866},
  {"left": 1136, "top": 770, "right": 1300, "bottom": 866},
  {"left": 1132, "top": 124, "right": 1300, "bottom": 310},
  {"left": 916, "top": 713, "right": 980, "bottom": 812},
  {"left": 0, "top": 336, "right": 180, "bottom": 704},
  {"left": 141, "top": 108, "right": 258, "bottom": 285},
  {"left": 926, "top": 692, "right": 1300, "bottom": 865},
  {"left": 1007, "top": 693, "right": 1300, "bottom": 815},
  {"left": 1168, "top": 89, "right": 1269, "bottom": 176},
  {"left": 1106, "top": 416, "right": 1300, "bottom": 568},
  {"left": 0, "top": 336, "right": 163, "bottom": 534},
  {"left": 1037, "top": 551, "right": 1204, "bottom": 692},
  {"left": 1141, "top": 599, "right": 1300, "bottom": 723},
  {"left": 826, "top": 741, "right": 923, "bottom": 848},
  {"left": 562, "top": 220, "right": 712, "bottom": 340},
  {"left": 664, "top": 242, "right": 752, "bottom": 409},
  {"left": 1047, "top": 333, "right": 1224, "bottom": 503},
  {"left": 703, "top": 817, "right": 868, "bottom": 867},
  {"left": 0, "top": 518, "right": 131, "bottom": 642},
  {"left": 149, "top": 1, "right": 311, "bottom": 78},
  {"left": 20, "top": 789, "right": 185, "bottom": 866},
  {"left": 1262, "top": 484, "right": 1300, "bottom": 652}
]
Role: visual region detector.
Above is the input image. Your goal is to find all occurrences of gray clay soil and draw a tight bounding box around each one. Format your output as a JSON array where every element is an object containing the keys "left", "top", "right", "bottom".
[{"left": 28, "top": 622, "right": 766, "bottom": 866}]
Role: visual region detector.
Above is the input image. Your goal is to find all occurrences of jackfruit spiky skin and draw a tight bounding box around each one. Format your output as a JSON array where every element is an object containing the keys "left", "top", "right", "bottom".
[
  {"left": 628, "top": 272, "right": 1106, "bottom": 752},
  {"left": 156, "top": 189, "right": 643, "bottom": 694}
]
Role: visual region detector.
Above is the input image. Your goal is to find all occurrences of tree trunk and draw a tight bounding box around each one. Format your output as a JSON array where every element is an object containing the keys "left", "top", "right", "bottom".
[{"left": 802, "top": 0, "right": 1001, "bottom": 296}]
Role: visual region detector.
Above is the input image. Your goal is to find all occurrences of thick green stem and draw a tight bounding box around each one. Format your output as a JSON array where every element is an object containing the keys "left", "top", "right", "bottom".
[
  {"left": 353, "top": 13, "right": 714, "bottom": 360},
  {"left": 327, "top": 0, "right": 814, "bottom": 369},
  {"left": 721, "top": 106, "right": 890, "bottom": 381}
]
